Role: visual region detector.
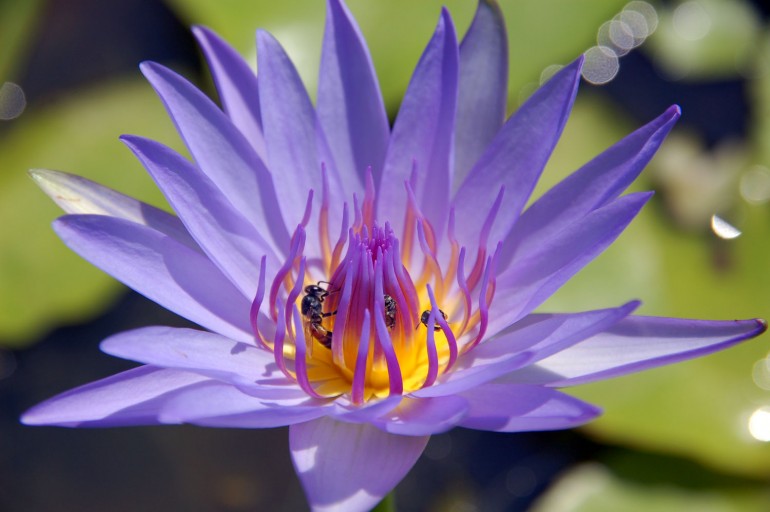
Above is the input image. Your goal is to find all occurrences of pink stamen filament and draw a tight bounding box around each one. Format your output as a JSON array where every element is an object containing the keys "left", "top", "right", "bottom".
[
  {"left": 250, "top": 256, "right": 270, "bottom": 350},
  {"left": 269, "top": 227, "right": 305, "bottom": 321},
  {"left": 351, "top": 310, "right": 371, "bottom": 404},
  {"left": 292, "top": 306, "right": 325, "bottom": 399},
  {"left": 427, "top": 284, "right": 457, "bottom": 370},
  {"left": 262, "top": 169, "right": 502, "bottom": 401},
  {"left": 421, "top": 308, "right": 438, "bottom": 388},
  {"left": 273, "top": 296, "right": 290, "bottom": 377}
]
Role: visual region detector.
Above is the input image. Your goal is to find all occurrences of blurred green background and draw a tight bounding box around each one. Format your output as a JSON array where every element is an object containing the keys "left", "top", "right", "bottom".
[{"left": 2, "top": 0, "right": 770, "bottom": 510}]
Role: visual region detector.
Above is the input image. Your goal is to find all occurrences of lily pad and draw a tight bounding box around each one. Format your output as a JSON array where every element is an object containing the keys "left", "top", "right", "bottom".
[
  {"left": 0, "top": 77, "right": 183, "bottom": 346},
  {"left": 0, "top": 0, "right": 44, "bottom": 80},
  {"left": 531, "top": 463, "right": 770, "bottom": 512}
]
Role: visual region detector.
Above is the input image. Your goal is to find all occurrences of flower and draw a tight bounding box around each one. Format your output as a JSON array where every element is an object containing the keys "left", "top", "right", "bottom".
[{"left": 23, "top": 0, "right": 766, "bottom": 510}]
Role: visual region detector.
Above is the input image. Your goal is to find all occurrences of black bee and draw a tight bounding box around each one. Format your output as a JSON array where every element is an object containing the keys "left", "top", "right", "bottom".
[
  {"left": 384, "top": 294, "right": 397, "bottom": 329},
  {"left": 419, "top": 309, "right": 448, "bottom": 331},
  {"left": 301, "top": 282, "right": 336, "bottom": 348}
]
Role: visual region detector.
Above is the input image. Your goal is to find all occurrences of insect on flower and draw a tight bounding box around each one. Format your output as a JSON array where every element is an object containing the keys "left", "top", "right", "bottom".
[
  {"left": 383, "top": 294, "right": 397, "bottom": 329},
  {"left": 301, "top": 281, "right": 337, "bottom": 348},
  {"left": 22, "top": 0, "right": 766, "bottom": 511},
  {"left": 420, "top": 308, "right": 448, "bottom": 331}
]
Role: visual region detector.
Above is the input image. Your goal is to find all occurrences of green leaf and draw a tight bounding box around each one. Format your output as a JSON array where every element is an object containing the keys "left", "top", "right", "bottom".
[
  {"left": 0, "top": 77, "right": 183, "bottom": 346},
  {"left": 531, "top": 463, "right": 770, "bottom": 512},
  {"left": 0, "top": 0, "right": 45, "bottom": 80},
  {"left": 644, "top": 0, "right": 762, "bottom": 80}
]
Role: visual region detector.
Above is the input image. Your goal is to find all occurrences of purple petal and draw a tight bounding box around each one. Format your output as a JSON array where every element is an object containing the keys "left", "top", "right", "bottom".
[
  {"left": 100, "top": 326, "right": 293, "bottom": 393},
  {"left": 318, "top": 0, "right": 389, "bottom": 187},
  {"left": 488, "top": 191, "right": 651, "bottom": 336},
  {"left": 372, "top": 396, "right": 469, "bottom": 436},
  {"left": 290, "top": 417, "right": 429, "bottom": 512},
  {"left": 21, "top": 366, "right": 209, "bottom": 427},
  {"left": 458, "top": 383, "right": 601, "bottom": 431},
  {"left": 454, "top": 0, "right": 508, "bottom": 186},
  {"left": 498, "top": 105, "right": 680, "bottom": 271},
  {"left": 159, "top": 381, "right": 331, "bottom": 427},
  {"left": 139, "top": 61, "right": 289, "bottom": 251},
  {"left": 377, "top": 8, "right": 459, "bottom": 236},
  {"left": 256, "top": 30, "right": 345, "bottom": 248},
  {"left": 29, "top": 169, "right": 197, "bottom": 250},
  {"left": 412, "top": 302, "right": 638, "bottom": 398},
  {"left": 452, "top": 58, "right": 582, "bottom": 251},
  {"left": 122, "top": 135, "right": 278, "bottom": 298},
  {"left": 54, "top": 215, "right": 252, "bottom": 342},
  {"left": 509, "top": 316, "right": 767, "bottom": 387},
  {"left": 331, "top": 395, "right": 403, "bottom": 423},
  {"left": 192, "top": 26, "right": 266, "bottom": 160}
]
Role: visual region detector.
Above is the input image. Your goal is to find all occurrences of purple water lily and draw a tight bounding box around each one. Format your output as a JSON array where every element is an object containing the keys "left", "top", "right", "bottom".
[{"left": 23, "top": 1, "right": 765, "bottom": 510}]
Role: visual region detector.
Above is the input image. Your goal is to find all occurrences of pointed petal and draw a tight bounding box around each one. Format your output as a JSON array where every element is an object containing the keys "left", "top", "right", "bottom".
[
  {"left": 499, "top": 105, "right": 680, "bottom": 271},
  {"left": 21, "top": 366, "right": 209, "bottom": 427},
  {"left": 318, "top": 0, "right": 389, "bottom": 186},
  {"left": 488, "top": 191, "right": 651, "bottom": 336},
  {"left": 192, "top": 26, "right": 266, "bottom": 160},
  {"left": 372, "top": 395, "right": 468, "bottom": 436},
  {"left": 256, "top": 30, "right": 345, "bottom": 247},
  {"left": 100, "top": 326, "right": 292, "bottom": 392},
  {"left": 510, "top": 316, "right": 767, "bottom": 387},
  {"left": 378, "top": 8, "right": 459, "bottom": 235},
  {"left": 54, "top": 215, "right": 252, "bottom": 342},
  {"left": 413, "top": 302, "right": 637, "bottom": 398},
  {"left": 291, "top": 417, "right": 428, "bottom": 512},
  {"left": 122, "top": 135, "right": 278, "bottom": 298},
  {"left": 140, "top": 61, "right": 289, "bottom": 251},
  {"left": 454, "top": 0, "right": 508, "bottom": 186},
  {"left": 458, "top": 383, "right": 601, "bottom": 431},
  {"left": 452, "top": 58, "right": 582, "bottom": 250},
  {"left": 29, "top": 168, "right": 196, "bottom": 249},
  {"left": 159, "top": 381, "right": 330, "bottom": 427}
]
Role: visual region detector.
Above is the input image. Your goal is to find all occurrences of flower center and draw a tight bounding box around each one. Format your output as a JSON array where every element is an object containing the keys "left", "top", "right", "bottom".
[{"left": 250, "top": 170, "right": 500, "bottom": 403}]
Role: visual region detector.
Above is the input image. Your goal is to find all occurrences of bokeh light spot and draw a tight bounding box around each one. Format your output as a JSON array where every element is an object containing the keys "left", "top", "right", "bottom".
[
  {"left": 752, "top": 358, "right": 770, "bottom": 391},
  {"left": 624, "top": 1, "right": 658, "bottom": 35},
  {"left": 740, "top": 166, "right": 770, "bottom": 205},
  {"left": 710, "top": 214, "right": 741, "bottom": 240},
  {"left": 618, "top": 9, "right": 651, "bottom": 42},
  {"left": 748, "top": 407, "right": 770, "bottom": 442},
  {"left": 582, "top": 46, "right": 620, "bottom": 84},
  {"left": 597, "top": 21, "right": 630, "bottom": 57},
  {"left": 673, "top": 0, "right": 712, "bottom": 41},
  {"left": 540, "top": 64, "right": 564, "bottom": 85},
  {"left": 0, "top": 82, "right": 26, "bottom": 120}
]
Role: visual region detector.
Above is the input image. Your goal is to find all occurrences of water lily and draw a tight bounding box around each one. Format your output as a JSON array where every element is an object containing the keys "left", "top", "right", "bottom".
[{"left": 23, "top": 1, "right": 765, "bottom": 510}]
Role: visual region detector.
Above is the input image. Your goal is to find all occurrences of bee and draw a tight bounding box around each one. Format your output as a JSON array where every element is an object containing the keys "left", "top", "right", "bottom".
[
  {"left": 384, "top": 294, "right": 397, "bottom": 329},
  {"left": 419, "top": 308, "right": 448, "bottom": 331},
  {"left": 301, "top": 282, "right": 336, "bottom": 348}
]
